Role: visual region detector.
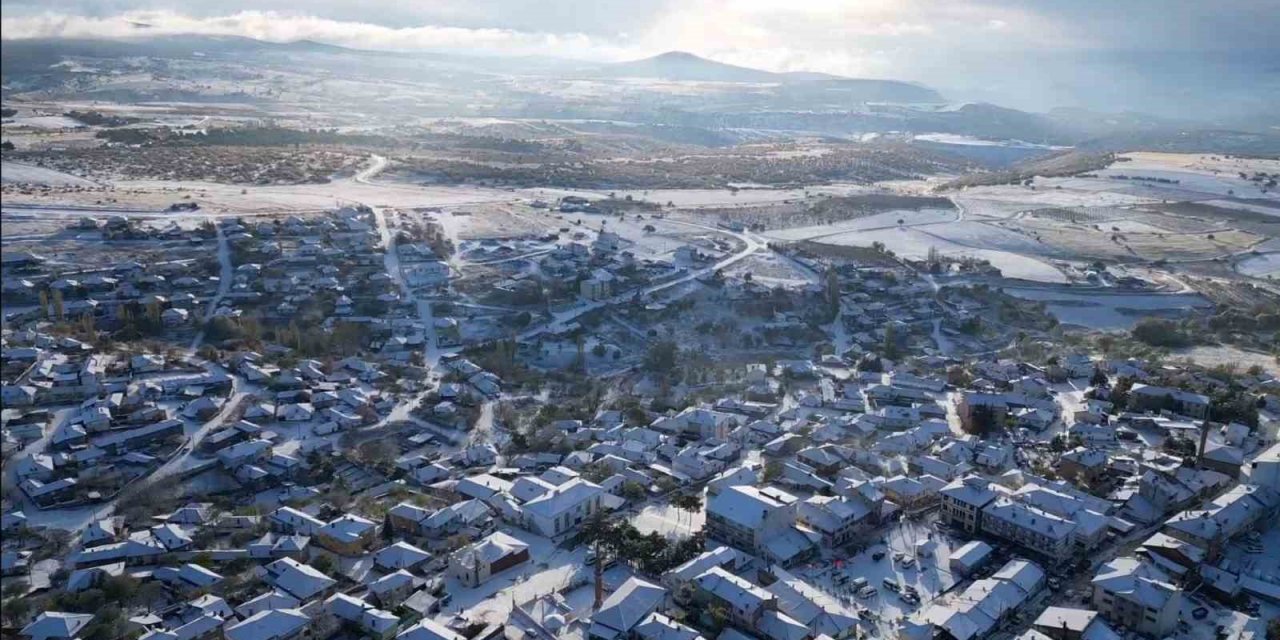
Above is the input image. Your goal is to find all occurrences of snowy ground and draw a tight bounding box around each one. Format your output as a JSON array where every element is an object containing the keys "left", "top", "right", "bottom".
[
  {"left": 630, "top": 503, "right": 705, "bottom": 539},
  {"left": 436, "top": 526, "right": 632, "bottom": 627},
  {"left": 1, "top": 161, "right": 99, "bottom": 186},
  {"left": 795, "top": 516, "right": 962, "bottom": 635}
]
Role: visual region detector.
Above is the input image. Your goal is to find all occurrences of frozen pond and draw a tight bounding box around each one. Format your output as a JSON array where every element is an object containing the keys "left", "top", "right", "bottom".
[{"left": 1003, "top": 286, "right": 1212, "bottom": 329}]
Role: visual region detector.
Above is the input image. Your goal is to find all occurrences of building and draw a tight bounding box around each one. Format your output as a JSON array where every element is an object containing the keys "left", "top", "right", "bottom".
[
  {"left": 940, "top": 476, "right": 997, "bottom": 534},
  {"left": 705, "top": 485, "right": 814, "bottom": 565},
  {"left": 449, "top": 531, "right": 530, "bottom": 587},
  {"left": 315, "top": 514, "right": 378, "bottom": 555},
  {"left": 224, "top": 609, "right": 311, "bottom": 640},
  {"left": 1090, "top": 558, "right": 1181, "bottom": 639},
  {"left": 1243, "top": 442, "right": 1280, "bottom": 492},
  {"left": 1032, "top": 607, "right": 1104, "bottom": 640},
  {"left": 521, "top": 478, "right": 604, "bottom": 539},
  {"left": 692, "top": 567, "right": 777, "bottom": 628},
  {"left": 588, "top": 577, "right": 667, "bottom": 640},
  {"left": 795, "top": 495, "right": 874, "bottom": 548},
  {"left": 980, "top": 498, "right": 1076, "bottom": 563},
  {"left": 1127, "top": 385, "right": 1209, "bottom": 419}
]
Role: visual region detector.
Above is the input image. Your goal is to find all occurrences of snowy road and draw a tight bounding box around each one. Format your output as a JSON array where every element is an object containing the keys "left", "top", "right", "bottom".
[{"left": 187, "top": 221, "right": 232, "bottom": 353}]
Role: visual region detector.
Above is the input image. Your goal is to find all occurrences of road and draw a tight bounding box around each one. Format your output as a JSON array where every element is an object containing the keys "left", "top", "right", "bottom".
[
  {"left": 187, "top": 221, "right": 232, "bottom": 353},
  {"left": 517, "top": 218, "right": 765, "bottom": 340}
]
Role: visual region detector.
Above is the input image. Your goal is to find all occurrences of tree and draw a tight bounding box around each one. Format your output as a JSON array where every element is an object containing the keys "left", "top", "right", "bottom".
[
  {"left": 1131, "top": 318, "right": 1190, "bottom": 348},
  {"left": 882, "top": 323, "right": 900, "bottom": 360},
  {"left": 1090, "top": 367, "right": 1109, "bottom": 387},
  {"left": 643, "top": 340, "right": 680, "bottom": 374},
  {"left": 2, "top": 596, "right": 30, "bottom": 626},
  {"left": 311, "top": 554, "right": 335, "bottom": 575},
  {"left": 671, "top": 493, "right": 703, "bottom": 527}
]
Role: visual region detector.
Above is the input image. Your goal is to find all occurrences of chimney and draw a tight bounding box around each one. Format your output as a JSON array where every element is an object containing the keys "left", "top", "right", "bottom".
[
  {"left": 1196, "top": 420, "right": 1211, "bottom": 469},
  {"left": 593, "top": 537, "right": 604, "bottom": 610}
]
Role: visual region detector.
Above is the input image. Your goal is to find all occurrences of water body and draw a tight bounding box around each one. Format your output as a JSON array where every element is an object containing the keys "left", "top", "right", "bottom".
[{"left": 1003, "top": 286, "right": 1211, "bottom": 330}]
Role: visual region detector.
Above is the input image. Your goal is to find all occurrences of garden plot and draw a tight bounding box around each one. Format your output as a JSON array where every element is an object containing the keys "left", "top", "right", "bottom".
[
  {"left": 762, "top": 208, "right": 957, "bottom": 242},
  {"left": 1010, "top": 218, "right": 1261, "bottom": 263},
  {"left": 813, "top": 225, "right": 1067, "bottom": 283},
  {"left": 1200, "top": 199, "right": 1280, "bottom": 217},
  {"left": 951, "top": 196, "right": 1038, "bottom": 220},
  {"left": 723, "top": 252, "right": 817, "bottom": 287},
  {"left": 964, "top": 180, "right": 1158, "bottom": 208}
]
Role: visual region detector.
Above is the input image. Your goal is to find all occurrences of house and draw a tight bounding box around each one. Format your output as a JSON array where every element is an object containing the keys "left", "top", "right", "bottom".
[
  {"left": 521, "top": 478, "right": 604, "bottom": 538},
  {"left": 20, "top": 612, "right": 95, "bottom": 640},
  {"left": 1058, "top": 448, "right": 1109, "bottom": 486},
  {"left": 940, "top": 476, "right": 997, "bottom": 534},
  {"left": 374, "top": 541, "right": 432, "bottom": 571},
  {"left": 949, "top": 540, "right": 994, "bottom": 578},
  {"left": 706, "top": 485, "right": 814, "bottom": 565},
  {"left": 316, "top": 514, "right": 378, "bottom": 555},
  {"left": 322, "top": 593, "right": 398, "bottom": 639},
  {"left": 1031, "top": 607, "right": 1110, "bottom": 640},
  {"left": 397, "top": 619, "right": 466, "bottom": 640},
  {"left": 662, "top": 546, "right": 743, "bottom": 591},
  {"left": 223, "top": 609, "right": 311, "bottom": 640},
  {"left": 1127, "top": 385, "right": 1209, "bottom": 419},
  {"left": 692, "top": 567, "right": 777, "bottom": 628},
  {"left": 1245, "top": 442, "right": 1280, "bottom": 492},
  {"left": 1090, "top": 558, "right": 1180, "bottom": 638},
  {"left": 980, "top": 497, "right": 1076, "bottom": 563},
  {"left": 588, "top": 577, "right": 667, "bottom": 640},
  {"left": 764, "top": 565, "right": 861, "bottom": 638},
  {"left": 369, "top": 569, "right": 417, "bottom": 607},
  {"left": 261, "top": 557, "right": 337, "bottom": 601},
  {"left": 633, "top": 613, "right": 706, "bottom": 640},
  {"left": 796, "top": 495, "right": 874, "bottom": 548},
  {"left": 449, "top": 531, "right": 530, "bottom": 587}
]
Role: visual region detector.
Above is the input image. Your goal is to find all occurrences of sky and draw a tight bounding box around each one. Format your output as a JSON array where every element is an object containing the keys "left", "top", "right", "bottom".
[{"left": 2, "top": 1, "right": 1278, "bottom": 116}]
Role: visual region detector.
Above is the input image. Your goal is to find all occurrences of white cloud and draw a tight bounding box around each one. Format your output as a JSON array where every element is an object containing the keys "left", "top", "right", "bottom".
[{"left": 0, "top": 10, "right": 639, "bottom": 60}]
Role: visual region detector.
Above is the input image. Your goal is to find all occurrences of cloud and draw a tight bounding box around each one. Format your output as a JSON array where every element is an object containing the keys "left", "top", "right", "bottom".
[{"left": 0, "top": 10, "right": 639, "bottom": 60}]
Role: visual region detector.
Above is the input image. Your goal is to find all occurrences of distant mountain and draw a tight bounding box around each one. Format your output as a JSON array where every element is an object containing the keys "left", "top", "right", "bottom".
[
  {"left": 600, "top": 51, "right": 943, "bottom": 103},
  {"left": 603, "top": 51, "right": 798, "bottom": 83}
]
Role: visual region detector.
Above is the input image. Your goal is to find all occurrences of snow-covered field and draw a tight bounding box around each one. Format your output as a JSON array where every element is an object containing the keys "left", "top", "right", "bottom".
[
  {"left": 1237, "top": 252, "right": 1280, "bottom": 278},
  {"left": 1, "top": 161, "right": 98, "bottom": 186},
  {"left": 4, "top": 115, "right": 85, "bottom": 129}
]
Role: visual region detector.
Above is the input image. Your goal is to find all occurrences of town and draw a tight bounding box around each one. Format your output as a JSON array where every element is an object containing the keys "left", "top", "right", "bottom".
[{"left": 2, "top": 163, "right": 1278, "bottom": 640}]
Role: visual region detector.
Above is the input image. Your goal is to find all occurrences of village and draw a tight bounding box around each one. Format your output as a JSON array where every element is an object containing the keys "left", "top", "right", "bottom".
[{"left": 2, "top": 171, "right": 1279, "bottom": 640}]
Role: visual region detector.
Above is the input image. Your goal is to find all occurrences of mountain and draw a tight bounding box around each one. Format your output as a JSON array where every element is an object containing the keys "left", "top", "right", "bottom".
[
  {"left": 603, "top": 51, "right": 797, "bottom": 83},
  {"left": 600, "top": 51, "right": 944, "bottom": 103}
]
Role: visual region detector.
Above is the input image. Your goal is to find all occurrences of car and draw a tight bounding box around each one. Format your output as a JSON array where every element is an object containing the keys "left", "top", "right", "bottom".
[
  {"left": 1192, "top": 607, "right": 1209, "bottom": 620},
  {"left": 900, "top": 557, "right": 916, "bottom": 569},
  {"left": 882, "top": 578, "right": 901, "bottom": 592},
  {"left": 900, "top": 592, "right": 920, "bottom": 605},
  {"left": 857, "top": 586, "right": 878, "bottom": 599},
  {"left": 872, "top": 551, "right": 886, "bottom": 562},
  {"left": 851, "top": 577, "right": 869, "bottom": 590}
]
